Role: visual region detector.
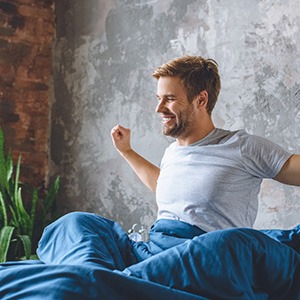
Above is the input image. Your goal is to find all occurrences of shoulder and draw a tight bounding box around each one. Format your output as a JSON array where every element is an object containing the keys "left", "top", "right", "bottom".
[
  {"left": 208, "top": 128, "right": 248, "bottom": 146},
  {"left": 237, "top": 130, "right": 287, "bottom": 152}
]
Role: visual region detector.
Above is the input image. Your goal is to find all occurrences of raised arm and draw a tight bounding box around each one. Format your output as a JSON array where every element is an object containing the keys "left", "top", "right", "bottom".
[
  {"left": 274, "top": 154, "right": 300, "bottom": 186},
  {"left": 111, "top": 125, "right": 160, "bottom": 192}
]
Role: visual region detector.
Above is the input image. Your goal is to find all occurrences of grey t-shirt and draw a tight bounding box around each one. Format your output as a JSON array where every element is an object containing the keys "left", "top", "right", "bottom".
[{"left": 156, "top": 128, "right": 292, "bottom": 232}]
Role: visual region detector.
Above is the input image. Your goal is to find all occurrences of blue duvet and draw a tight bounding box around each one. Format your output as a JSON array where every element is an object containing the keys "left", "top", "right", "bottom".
[{"left": 1, "top": 212, "right": 300, "bottom": 299}]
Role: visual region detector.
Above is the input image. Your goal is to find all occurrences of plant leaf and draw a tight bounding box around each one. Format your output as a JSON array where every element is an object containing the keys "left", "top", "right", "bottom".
[
  {"left": 14, "top": 155, "right": 21, "bottom": 204},
  {"left": 29, "top": 188, "right": 38, "bottom": 237},
  {"left": 9, "top": 204, "right": 19, "bottom": 231},
  {"left": 16, "top": 188, "right": 31, "bottom": 236},
  {"left": 5, "top": 151, "right": 13, "bottom": 183},
  {"left": 19, "top": 253, "right": 38, "bottom": 261},
  {"left": 0, "top": 226, "right": 15, "bottom": 262},
  {"left": 16, "top": 234, "right": 32, "bottom": 260},
  {"left": 44, "top": 176, "right": 60, "bottom": 213},
  {"left": 0, "top": 128, "right": 60, "bottom": 261},
  {"left": 0, "top": 191, "right": 8, "bottom": 226}
]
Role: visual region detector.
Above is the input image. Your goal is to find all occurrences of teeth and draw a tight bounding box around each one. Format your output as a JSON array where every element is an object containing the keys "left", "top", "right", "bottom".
[{"left": 163, "top": 117, "right": 172, "bottom": 122}]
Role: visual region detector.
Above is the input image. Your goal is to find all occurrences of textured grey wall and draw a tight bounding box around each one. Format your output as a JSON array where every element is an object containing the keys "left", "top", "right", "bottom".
[{"left": 52, "top": 0, "right": 300, "bottom": 232}]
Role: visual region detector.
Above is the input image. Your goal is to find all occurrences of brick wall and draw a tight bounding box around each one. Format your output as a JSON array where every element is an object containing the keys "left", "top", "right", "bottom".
[{"left": 0, "top": 0, "right": 55, "bottom": 186}]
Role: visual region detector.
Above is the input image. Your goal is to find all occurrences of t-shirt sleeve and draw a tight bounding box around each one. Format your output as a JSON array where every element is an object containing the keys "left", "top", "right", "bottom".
[{"left": 239, "top": 132, "right": 292, "bottom": 179}]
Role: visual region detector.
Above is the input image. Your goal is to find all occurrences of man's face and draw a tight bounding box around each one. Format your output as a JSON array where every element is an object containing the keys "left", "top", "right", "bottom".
[{"left": 156, "top": 76, "right": 197, "bottom": 139}]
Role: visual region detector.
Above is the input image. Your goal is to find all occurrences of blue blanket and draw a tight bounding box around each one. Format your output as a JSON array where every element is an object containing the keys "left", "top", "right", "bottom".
[{"left": 1, "top": 212, "right": 300, "bottom": 299}]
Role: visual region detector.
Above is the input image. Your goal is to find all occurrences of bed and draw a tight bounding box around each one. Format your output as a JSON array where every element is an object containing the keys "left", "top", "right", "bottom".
[{"left": 1, "top": 213, "right": 300, "bottom": 300}]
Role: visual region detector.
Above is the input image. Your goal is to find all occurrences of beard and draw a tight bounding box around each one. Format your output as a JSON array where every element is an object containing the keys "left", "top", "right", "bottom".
[{"left": 162, "top": 105, "right": 196, "bottom": 138}]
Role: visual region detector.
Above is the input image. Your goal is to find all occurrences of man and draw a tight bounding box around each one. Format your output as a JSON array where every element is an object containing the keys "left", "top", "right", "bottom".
[
  {"left": 111, "top": 55, "right": 300, "bottom": 232},
  {"left": 35, "top": 56, "right": 300, "bottom": 299}
]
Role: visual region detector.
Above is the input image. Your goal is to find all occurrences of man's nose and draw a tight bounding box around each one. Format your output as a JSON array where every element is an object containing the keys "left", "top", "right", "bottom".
[{"left": 155, "top": 100, "right": 165, "bottom": 113}]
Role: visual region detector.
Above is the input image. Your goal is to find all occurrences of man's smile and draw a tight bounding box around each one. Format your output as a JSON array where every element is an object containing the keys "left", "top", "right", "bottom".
[{"left": 161, "top": 115, "right": 176, "bottom": 124}]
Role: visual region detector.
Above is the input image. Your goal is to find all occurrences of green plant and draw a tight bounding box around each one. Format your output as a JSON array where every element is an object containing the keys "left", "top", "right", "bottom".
[{"left": 0, "top": 128, "right": 60, "bottom": 262}]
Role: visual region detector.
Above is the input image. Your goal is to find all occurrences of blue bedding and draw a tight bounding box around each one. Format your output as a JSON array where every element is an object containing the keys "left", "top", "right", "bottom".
[
  {"left": 1, "top": 212, "right": 300, "bottom": 300},
  {"left": 0, "top": 261, "right": 207, "bottom": 300}
]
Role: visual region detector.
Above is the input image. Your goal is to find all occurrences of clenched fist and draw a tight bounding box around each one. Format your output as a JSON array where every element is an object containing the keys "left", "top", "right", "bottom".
[{"left": 111, "top": 125, "right": 131, "bottom": 154}]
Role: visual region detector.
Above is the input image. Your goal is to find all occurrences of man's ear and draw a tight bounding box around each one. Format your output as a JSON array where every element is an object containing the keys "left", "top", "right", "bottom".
[{"left": 196, "top": 90, "right": 208, "bottom": 109}]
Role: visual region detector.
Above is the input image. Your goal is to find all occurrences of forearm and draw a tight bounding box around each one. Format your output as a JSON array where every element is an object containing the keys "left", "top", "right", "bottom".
[{"left": 119, "top": 149, "right": 160, "bottom": 192}]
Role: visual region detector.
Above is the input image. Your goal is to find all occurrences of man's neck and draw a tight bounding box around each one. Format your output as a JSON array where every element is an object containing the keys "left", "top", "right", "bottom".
[{"left": 176, "top": 121, "right": 215, "bottom": 146}]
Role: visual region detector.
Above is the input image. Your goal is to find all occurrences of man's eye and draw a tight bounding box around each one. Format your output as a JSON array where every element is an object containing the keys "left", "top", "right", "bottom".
[{"left": 156, "top": 97, "right": 175, "bottom": 102}]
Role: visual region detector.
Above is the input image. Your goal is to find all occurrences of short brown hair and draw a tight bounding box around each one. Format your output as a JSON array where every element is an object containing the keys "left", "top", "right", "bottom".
[{"left": 152, "top": 55, "right": 221, "bottom": 114}]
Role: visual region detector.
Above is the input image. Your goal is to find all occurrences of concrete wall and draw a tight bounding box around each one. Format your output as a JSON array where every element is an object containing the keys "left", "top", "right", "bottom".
[{"left": 52, "top": 0, "right": 300, "bottom": 232}]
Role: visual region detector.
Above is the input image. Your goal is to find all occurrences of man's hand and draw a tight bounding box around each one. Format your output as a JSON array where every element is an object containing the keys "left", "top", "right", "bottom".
[{"left": 111, "top": 125, "right": 131, "bottom": 154}]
